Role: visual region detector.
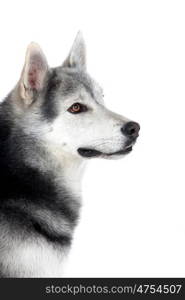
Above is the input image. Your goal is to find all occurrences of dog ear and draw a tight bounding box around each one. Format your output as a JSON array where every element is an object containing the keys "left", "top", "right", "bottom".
[
  {"left": 62, "top": 31, "right": 86, "bottom": 70},
  {"left": 19, "top": 42, "right": 48, "bottom": 105}
]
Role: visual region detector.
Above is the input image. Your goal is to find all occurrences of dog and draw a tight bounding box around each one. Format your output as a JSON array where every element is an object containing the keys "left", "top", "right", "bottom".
[{"left": 0, "top": 32, "right": 140, "bottom": 277}]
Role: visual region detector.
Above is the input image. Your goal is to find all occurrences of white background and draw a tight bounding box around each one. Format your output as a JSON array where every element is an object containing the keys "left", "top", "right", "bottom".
[{"left": 0, "top": 0, "right": 185, "bottom": 277}]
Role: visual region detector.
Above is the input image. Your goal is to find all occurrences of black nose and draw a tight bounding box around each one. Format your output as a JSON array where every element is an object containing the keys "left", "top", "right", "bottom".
[{"left": 121, "top": 121, "right": 140, "bottom": 138}]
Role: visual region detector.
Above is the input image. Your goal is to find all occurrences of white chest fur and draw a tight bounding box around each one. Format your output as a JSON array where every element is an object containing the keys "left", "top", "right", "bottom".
[{"left": 3, "top": 239, "right": 69, "bottom": 278}]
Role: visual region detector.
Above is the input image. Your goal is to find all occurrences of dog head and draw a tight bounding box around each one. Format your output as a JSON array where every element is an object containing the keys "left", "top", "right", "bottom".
[{"left": 15, "top": 32, "right": 140, "bottom": 160}]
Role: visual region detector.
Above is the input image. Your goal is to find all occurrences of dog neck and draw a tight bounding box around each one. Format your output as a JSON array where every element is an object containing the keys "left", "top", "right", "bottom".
[
  {"left": 23, "top": 139, "right": 87, "bottom": 199},
  {"left": 52, "top": 150, "right": 87, "bottom": 198}
]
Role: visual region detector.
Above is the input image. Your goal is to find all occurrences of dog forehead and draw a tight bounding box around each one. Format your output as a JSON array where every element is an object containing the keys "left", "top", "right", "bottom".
[
  {"left": 56, "top": 68, "right": 94, "bottom": 97},
  {"left": 55, "top": 67, "right": 103, "bottom": 100}
]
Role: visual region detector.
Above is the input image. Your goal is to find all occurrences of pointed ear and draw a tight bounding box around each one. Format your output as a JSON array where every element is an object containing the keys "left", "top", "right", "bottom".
[
  {"left": 62, "top": 31, "right": 86, "bottom": 70},
  {"left": 19, "top": 42, "right": 48, "bottom": 105}
]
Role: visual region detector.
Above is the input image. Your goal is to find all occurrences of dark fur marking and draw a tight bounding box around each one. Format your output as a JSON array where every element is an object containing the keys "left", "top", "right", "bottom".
[
  {"left": 42, "top": 69, "right": 61, "bottom": 120},
  {"left": 0, "top": 205, "right": 71, "bottom": 246},
  {"left": 0, "top": 157, "right": 78, "bottom": 225}
]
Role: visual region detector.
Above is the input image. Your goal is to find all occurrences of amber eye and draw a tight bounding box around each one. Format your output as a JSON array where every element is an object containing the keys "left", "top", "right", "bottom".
[{"left": 68, "top": 103, "right": 87, "bottom": 114}]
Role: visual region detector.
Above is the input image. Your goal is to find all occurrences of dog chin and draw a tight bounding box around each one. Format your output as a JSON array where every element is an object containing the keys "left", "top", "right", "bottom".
[{"left": 77, "top": 146, "right": 133, "bottom": 159}]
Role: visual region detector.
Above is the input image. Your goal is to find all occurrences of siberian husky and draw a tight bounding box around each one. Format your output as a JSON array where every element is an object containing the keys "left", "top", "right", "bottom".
[{"left": 0, "top": 32, "right": 140, "bottom": 277}]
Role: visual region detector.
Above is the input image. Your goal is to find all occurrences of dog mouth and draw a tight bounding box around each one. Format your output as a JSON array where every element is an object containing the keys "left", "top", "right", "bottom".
[{"left": 77, "top": 146, "right": 133, "bottom": 158}]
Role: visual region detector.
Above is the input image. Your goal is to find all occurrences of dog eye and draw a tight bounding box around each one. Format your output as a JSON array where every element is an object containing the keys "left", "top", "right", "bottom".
[{"left": 67, "top": 103, "right": 87, "bottom": 114}]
